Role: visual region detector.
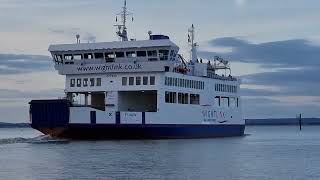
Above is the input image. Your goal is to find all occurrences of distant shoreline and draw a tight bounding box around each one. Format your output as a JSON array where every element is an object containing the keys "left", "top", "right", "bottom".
[
  {"left": 245, "top": 118, "right": 320, "bottom": 126},
  {"left": 0, "top": 122, "right": 30, "bottom": 128},
  {"left": 0, "top": 118, "right": 319, "bottom": 128}
]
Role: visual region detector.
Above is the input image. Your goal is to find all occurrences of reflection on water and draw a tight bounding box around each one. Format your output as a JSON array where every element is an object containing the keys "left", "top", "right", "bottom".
[{"left": 0, "top": 126, "right": 320, "bottom": 180}]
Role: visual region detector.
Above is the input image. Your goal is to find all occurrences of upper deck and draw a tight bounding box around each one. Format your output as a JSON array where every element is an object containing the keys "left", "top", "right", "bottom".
[{"left": 49, "top": 38, "right": 180, "bottom": 75}]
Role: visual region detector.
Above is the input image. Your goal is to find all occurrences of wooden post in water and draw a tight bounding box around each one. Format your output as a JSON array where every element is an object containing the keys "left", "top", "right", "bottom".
[{"left": 299, "top": 113, "right": 302, "bottom": 131}]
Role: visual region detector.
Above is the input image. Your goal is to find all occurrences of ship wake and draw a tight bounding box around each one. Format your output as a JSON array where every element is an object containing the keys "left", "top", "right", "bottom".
[{"left": 0, "top": 135, "right": 69, "bottom": 145}]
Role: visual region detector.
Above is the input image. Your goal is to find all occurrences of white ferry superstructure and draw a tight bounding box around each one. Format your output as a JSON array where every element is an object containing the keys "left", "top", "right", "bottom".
[{"left": 29, "top": 1, "right": 245, "bottom": 139}]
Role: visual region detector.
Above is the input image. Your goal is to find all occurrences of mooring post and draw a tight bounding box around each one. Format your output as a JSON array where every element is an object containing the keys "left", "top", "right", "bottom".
[{"left": 299, "top": 113, "right": 302, "bottom": 131}]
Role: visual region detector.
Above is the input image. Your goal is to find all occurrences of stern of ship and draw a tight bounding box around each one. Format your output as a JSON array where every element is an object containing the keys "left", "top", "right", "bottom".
[{"left": 29, "top": 99, "right": 71, "bottom": 137}]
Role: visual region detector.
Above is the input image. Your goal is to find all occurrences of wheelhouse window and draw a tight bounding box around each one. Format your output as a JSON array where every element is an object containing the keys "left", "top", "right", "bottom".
[
  {"left": 96, "top": 78, "right": 102, "bottom": 86},
  {"left": 159, "top": 50, "right": 169, "bottom": 60},
  {"left": 105, "top": 52, "right": 115, "bottom": 62},
  {"left": 70, "top": 79, "right": 75, "bottom": 87},
  {"left": 122, "top": 77, "right": 127, "bottom": 86},
  {"left": 115, "top": 52, "right": 125, "bottom": 58},
  {"left": 137, "top": 51, "right": 147, "bottom": 57},
  {"left": 94, "top": 53, "right": 104, "bottom": 59},
  {"left": 126, "top": 51, "right": 136, "bottom": 58},
  {"left": 84, "top": 53, "right": 93, "bottom": 59},
  {"left": 73, "top": 54, "right": 83, "bottom": 60},
  {"left": 64, "top": 54, "right": 73, "bottom": 60},
  {"left": 147, "top": 50, "right": 158, "bottom": 61},
  {"left": 150, "top": 76, "right": 155, "bottom": 85}
]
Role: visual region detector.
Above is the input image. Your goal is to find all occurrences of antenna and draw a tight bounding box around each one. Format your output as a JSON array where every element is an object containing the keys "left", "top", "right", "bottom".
[
  {"left": 188, "top": 24, "right": 198, "bottom": 63},
  {"left": 114, "top": 0, "right": 134, "bottom": 41}
]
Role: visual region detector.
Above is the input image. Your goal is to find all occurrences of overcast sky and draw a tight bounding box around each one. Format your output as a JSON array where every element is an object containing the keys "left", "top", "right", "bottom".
[{"left": 0, "top": 0, "right": 320, "bottom": 122}]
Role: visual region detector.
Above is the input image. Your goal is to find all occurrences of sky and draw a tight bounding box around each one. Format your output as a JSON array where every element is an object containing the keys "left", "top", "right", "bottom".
[{"left": 0, "top": 0, "right": 320, "bottom": 122}]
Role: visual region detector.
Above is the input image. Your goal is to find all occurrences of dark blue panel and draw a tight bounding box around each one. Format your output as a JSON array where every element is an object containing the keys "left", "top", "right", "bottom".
[
  {"left": 116, "top": 111, "right": 120, "bottom": 124},
  {"left": 90, "top": 111, "right": 96, "bottom": 124},
  {"left": 29, "top": 99, "right": 70, "bottom": 128},
  {"left": 46, "top": 124, "right": 245, "bottom": 139}
]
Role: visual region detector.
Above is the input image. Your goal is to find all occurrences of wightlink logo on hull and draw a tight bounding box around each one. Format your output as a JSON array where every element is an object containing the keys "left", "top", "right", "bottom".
[{"left": 77, "top": 63, "right": 142, "bottom": 72}]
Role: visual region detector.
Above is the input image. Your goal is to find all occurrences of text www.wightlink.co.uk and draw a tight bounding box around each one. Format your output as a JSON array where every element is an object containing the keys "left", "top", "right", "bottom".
[{"left": 76, "top": 64, "right": 142, "bottom": 72}]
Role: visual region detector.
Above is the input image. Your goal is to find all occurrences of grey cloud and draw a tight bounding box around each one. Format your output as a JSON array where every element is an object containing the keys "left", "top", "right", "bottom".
[
  {"left": 0, "top": 54, "right": 52, "bottom": 74},
  {"left": 49, "top": 28, "right": 96, "bottom": 43},
  {"left": 0, "top": 88, "right": 64, "bottom": 99},
  {"left": 200, "top": 37, "right": 320, "bottom": 68},
  {"left": 241, "top": 67, "right": 320, "bottom": 96}
]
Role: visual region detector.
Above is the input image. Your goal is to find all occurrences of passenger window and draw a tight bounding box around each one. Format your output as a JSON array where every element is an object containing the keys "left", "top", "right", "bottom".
[
  {"left": 143, "top": 76, "right": 148, "bottom": 85},
  {"left": 165, "top": 91, "right": 176, "bottom": 103},
  {"left": 90, "top": 78, "right": 95, "bottom": 86},
  {"left": 77, "top": 79, "right": 81, "bottom": 87},
  {"left": 122, "top": 77, "right": 127, "bottom": 86},
  {"left": 83, "top": 78, "right": 88, "bottom": 87},
  {"left": 70, "top": 79, "right": 75, "bottom": 87},
  {"left": 136, "top": 77, "right": 141, "bottom": 85},
  {"left": 96, "top": 78, "right": 102, "bottom": 86},
  {"left": 215, "top": 96, "right": 220, "bottom": 106},
  {"left": 129, "top": 77, "right": 134, "bottom": 85},
  {"left": 150, "top": 76, "right": 155, "bottom": 85},
  {"left": 190, "top": 94, "right": 200, "bottom": 105}
]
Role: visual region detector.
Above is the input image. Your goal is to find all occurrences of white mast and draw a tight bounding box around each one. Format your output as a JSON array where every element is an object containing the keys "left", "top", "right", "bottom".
[
  {"left": 114, "top": 0, "right": 133, "bottom": 41},
  {"left": 188, "top": 24, "right": 198, "bottom": 63}
]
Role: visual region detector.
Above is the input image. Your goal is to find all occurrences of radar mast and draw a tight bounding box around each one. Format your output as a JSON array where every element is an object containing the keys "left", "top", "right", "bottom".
[
  {"left": 114, "top": 0, "right": 134, "bottom": 41},
  {"left": 188, "top": 24, "right": 198, "bottom": 63}
]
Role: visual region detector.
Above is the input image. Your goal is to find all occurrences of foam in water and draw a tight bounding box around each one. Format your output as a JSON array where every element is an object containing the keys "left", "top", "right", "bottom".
[{"left": 0, "top": 135, "right": 69, "bottom": 145}]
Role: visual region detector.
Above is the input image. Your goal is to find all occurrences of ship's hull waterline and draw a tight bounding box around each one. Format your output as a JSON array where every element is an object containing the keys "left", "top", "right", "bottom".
[{"left": 33, "top": 124, "right": 245, "bottom": 139}]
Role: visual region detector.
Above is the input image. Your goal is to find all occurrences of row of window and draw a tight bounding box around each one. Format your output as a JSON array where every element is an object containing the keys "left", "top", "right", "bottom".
[
  {"left": 214, "top": 96, "right": 239, "bottom": 108},
  {"left": 165, "top": 91, "right": 200, "bottom": 105},
  {"left": 54, "top": 49, "right": 176, "bottom": 63},
  {"left": 70, "top": 78, "right": 102, "bottom": 87},
  {"left": 122, "top": 76, "right": 155, "bottom": 86},
  {"left": 165, "top": 77, "right": 205, "bottom": 90},
  {"left": 215, "top": 84, "right": 237, "bottom": 93}
]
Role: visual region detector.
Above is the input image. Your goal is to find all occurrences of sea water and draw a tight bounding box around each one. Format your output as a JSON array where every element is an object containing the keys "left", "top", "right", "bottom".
[{"left": 0, "top": 126, "right": 319, "bottom": 180}]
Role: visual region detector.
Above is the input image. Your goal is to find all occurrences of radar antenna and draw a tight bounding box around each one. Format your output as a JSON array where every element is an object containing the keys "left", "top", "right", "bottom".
[{"left": 114, "top": 0, "right": 134, "bottom": 41}]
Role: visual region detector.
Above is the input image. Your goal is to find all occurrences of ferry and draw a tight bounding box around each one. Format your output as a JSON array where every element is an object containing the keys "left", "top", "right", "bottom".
[{"left": 29, "top": 1, "right": 245, "bottom": 139}]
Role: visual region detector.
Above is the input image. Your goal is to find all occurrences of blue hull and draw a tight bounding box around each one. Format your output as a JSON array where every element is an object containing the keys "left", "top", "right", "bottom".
[
  {"left": 29, "top": 99, "right": 245, "bottom": 139},
  {"left": 35, "top": 124, "right": 245, "bottom": 139}
]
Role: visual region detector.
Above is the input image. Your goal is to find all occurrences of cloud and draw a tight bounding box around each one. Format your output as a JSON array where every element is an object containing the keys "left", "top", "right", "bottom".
[
  {"left": 199, "top": 37, "right": 320, "bottom": 118},
  {"left": 199, "top": 37, "right": 320, "bottom": 68},
  {"left": 0, "top": 54, "right": 52, "bottom": 74},
  {"left": 49, "top": 28, "right": 96, "bottom": 43},
  {"left": 0, "top": 88, "right": 64, "bottom": 99}
]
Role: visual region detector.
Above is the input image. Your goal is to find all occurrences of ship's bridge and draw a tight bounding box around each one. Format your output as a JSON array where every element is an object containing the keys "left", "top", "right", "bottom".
[{"left": 49, "top": 39, "right": 179, "bottom": 75}]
